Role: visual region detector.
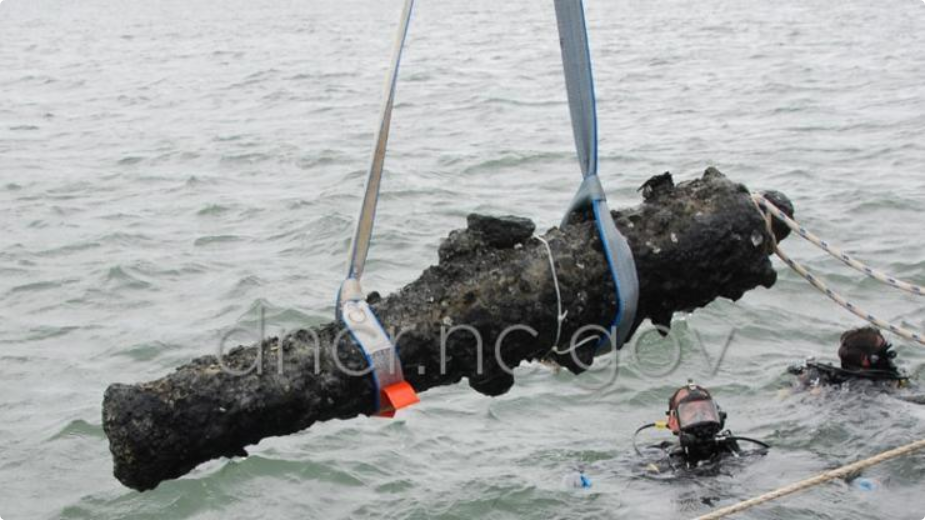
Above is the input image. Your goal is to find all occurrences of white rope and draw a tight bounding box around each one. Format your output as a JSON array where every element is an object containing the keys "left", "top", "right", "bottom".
[
  {"left": 752, "top": 195, "right": 925, "bottom": 346},
  {"left": 536, "top": 235, "right": 569, "bottom": 354},
  {"left": 536, "top": 236, "right": 611, "bottom": 356},
  {"left": 691, "top": 438, "right": 925, "bottom": 520},
  {"left": 772, "top": 246, "right": 925, "bottom": 345},
  {"left": 753, "top": 194, "right": 925, "bottom": 296}
]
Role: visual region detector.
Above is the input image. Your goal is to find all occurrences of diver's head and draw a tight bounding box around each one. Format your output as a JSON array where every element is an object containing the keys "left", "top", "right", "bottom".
[
  {"left": 666, "top": 382, "right": 726, "bottom": 444},
  {"left": 665, "top": 382, "right": 728, "bottom": 464},
  {"left": 838, "top": 327, "right": 897, "bottom": 372}
]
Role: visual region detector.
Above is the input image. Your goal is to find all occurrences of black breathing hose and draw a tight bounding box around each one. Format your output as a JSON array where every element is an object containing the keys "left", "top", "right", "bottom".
[
  {"left": 725, "top": 436, "right": 771, "bottom": 450},
  {"left": 632, "top": 423, "right": 658, "bottom": 457}
]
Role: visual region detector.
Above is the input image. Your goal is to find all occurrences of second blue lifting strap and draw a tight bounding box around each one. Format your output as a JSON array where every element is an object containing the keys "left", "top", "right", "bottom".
[{"left": 554, "top": 0, "right": 640, "bottom": 349}]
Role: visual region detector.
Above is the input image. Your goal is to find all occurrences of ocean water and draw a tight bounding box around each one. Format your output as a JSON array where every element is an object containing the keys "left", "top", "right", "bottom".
[{"left": 1, "top": 0, "right": 925, "bottom": 518}]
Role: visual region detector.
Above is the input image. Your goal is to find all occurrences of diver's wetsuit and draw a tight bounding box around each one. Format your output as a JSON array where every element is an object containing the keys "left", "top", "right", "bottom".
[
  {"left": 641, "top": 434, "right": 765, "bottom": 475},
  {"left": 788, "top": 361, "right": 912, "bottom": 391}
]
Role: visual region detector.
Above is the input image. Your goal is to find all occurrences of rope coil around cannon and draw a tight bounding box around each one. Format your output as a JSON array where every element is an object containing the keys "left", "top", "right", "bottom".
[
  {"left": 752, "top": 193, "right": 925, "bottom": 346},
  {"left": 753, "top": 194, "right": 925, "bottom": 295}
]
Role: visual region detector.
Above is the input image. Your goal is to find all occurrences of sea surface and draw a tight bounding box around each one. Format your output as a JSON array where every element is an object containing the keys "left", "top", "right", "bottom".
[{"left": 1, "top": 0, "right": 925, "bottom": 518}]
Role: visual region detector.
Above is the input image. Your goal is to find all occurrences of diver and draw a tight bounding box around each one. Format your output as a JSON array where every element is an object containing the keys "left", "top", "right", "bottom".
[
  {"left": 633, "top": 382, "right": 769, "bottom": 472},
  {"left": 787, "top": 327, "right": 911, "bottom": 390}
]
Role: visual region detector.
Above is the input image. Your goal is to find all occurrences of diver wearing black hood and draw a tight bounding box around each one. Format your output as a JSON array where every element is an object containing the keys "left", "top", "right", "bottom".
[
  {"left": 788, "top": 327, "right": 911, "bottom": 389},
  {"left": 634, "top": 382, "right": 769, "bottom": 472}
]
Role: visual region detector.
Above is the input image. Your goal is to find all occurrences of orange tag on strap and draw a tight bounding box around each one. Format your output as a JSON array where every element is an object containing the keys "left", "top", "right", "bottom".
[{"left": 376, "top": 381, "right": 419, "bottom": 418}]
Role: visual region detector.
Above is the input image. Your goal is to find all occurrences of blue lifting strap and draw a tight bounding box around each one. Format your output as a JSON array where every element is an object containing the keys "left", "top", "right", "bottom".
[
  {"left": 554, "top": 0, "right": 639, "bottom": 349},
  {"left": 336, "top": 0, "right": 419, "bottom": 417}
]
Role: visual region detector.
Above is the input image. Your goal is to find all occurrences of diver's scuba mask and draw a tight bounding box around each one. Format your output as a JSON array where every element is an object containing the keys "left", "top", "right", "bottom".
[
  {"left": 865, "top": 343, "right": 898, "bottom": 370},
  {"left": 667, "top": 383, "right": 727, "bottom": 453}
]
